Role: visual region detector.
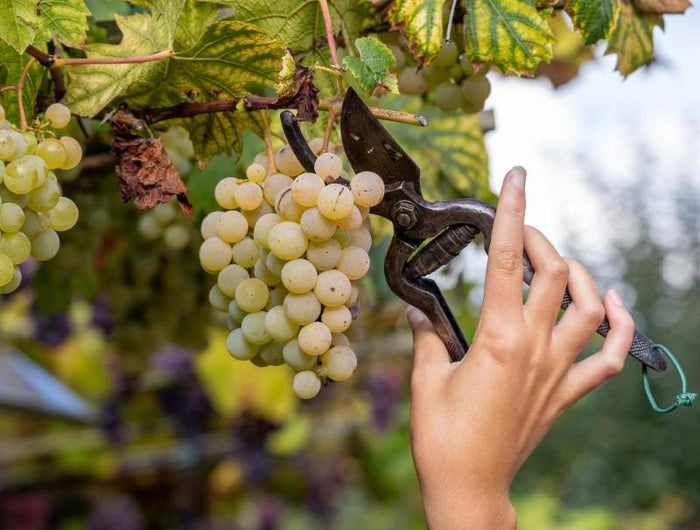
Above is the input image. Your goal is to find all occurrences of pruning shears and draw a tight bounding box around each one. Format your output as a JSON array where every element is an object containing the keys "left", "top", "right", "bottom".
[{"left": 281, "top": 87, "right": 667, "bottom": 372}]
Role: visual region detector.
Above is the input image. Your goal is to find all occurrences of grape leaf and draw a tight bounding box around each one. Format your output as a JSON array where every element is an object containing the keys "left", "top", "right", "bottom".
[
  {"left": 0, "top": 0, "right": 41, "bottom": 53},
  {"left": 38, "top": 0, "right": 91, "bottom": 48},
  {"left": 389, "top": 0, "right": 445, "bottom": 66},
  {"left": 84, "top": 0, "right": 131, "bottom": 22},
  {"left": 342, "top": 37, "right": 398, "bottom": 95},
  {"left": 463, "top": 0, "right": 555, "bottom": 75},
  {"left": 537, "top": 13, "right": 594, "bottom": 87},
  {"left": 605, "top": 0, "right": 663, "bottom": 76},
  {"left": 566, "top": 0, "right": 620, "bottom": 45},
  {"left": 0, "top": 40, "right": 46, "bottom": 123},
  {"left": 385, "top": 97, "right": 491, "bottom": 202},
  {"left": 633, "top": 0, "right": 690, "bottom": 13}
]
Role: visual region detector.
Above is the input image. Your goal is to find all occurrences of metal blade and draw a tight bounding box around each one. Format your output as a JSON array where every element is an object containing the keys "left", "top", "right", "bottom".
[{"left": 340, "top": 88, "right": 422, "bottom": 194}]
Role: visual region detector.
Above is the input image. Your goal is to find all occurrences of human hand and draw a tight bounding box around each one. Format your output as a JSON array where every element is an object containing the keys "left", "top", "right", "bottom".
[{"left": 407, "top": 166, "right": 635, "bottom": 529}]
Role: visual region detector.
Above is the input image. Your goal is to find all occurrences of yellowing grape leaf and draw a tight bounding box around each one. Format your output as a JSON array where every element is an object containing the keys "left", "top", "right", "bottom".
[
  {"left": 0, "top": 39, "right": 45, "bottom": 123},
  {"left": 38, "top": 0, "right": 91, "bottom": 48},
  {"left": 537, "top": 13, "right": 595, "bottom": 87},
  {"left": 343, "top": 37, "right": 398, "bottom": 95},
  {"left": 390, "top": 0, "right": 445, "bottom": 65},
  {"left": 605, "top": 0, "right": 663, "bottom": 76},
  {"left": 0, "top": 0, "right": 41, "bottom": 53},
  {"left": 566, "top": 0, "right": 621, "bottom": 44},
  {"left": 463, "top": 0, "right": 554, "bottom": 75}
]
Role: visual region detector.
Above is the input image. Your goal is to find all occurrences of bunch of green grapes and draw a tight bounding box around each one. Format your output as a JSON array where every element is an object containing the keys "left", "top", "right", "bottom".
[
  {"left": 0, "top": 103, "right": 81, "bottom": 294},
  {"left": 390, "top": 39, "right": 491, "bottom": 114},
  {"left": 199, "top": 141, "right": 384, "bottom": 399},
  {"left": 138, "top": 199, "right": 192, "bottom": 251}
]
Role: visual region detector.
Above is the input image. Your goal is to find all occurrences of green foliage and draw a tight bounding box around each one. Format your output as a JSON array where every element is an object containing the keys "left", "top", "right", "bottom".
[
  {"left": 390, "top": 0, "right": 446, "bottom": 65},
  {"left": 606, "top": 0, "right": 663, "bottom": 76},
  {"left": 566, "top": 0, "right": 621, "bottom": 45},
  {"left": 343, "top": 37, "right": 398, "bottom": 95},
  {"left": 0, "top": 0, "right": 41, "bottom": 53},
  {"left": 0, "top": 40, "right": 45, "bottom": 123},
  {"left": 463, "top": 0, "right": 555, "bottom": 75},
  {"left": 38, "top": 0, "right": 91, "bottom": 47}
]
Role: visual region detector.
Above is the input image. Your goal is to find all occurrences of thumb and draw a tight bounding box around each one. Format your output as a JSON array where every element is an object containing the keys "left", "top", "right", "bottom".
[{"left": 407, "top": 307, "right": 450, "bottom": 374}]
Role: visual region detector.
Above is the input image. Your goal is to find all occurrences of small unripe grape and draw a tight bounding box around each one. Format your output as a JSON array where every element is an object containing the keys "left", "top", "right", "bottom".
[
  {"left": 308, "top": 137, "right": 334, "bottom": 155},
  {"left": 163, "top": 224, "right": 190, "bottom": 250},
  {"left": 217, "top": 264, "right": 250, "bottom": 297},
  {"left": 300, "top": 207, "right": 336, "bottom": 242},
  {"left": 321, "top": 305, "right": 352, "bottom": 332},
  {"left": 314, "top": 152, "right": 343, "bottom": 180},
  {"left": 434, "top": 82, "right": 463, "bottom": 111},
  {"left": 331, "top": 332, "right": 350, "bottom": 347},
  {"left": 214, "top": 177, "right": 239, "bottom": 209},
  {"left": 253, "top": 259, "right": 280, "bottom": 286},
  {"left": 228, "top": 299, "right": 246, "bottom": 324},
  {"left": 259, "top": 341, "right": 285, "bottom": 366},
  {"left": 58, "top": 136, "right": 83, "bottom": 169},
  {"left": 461, "top": 75, "right": 491, "bottom": 106},
  {"left": 263, "top": 173, "right": 293, "bottom": 205},
  {"left": 434, "top": 41, "right": 459, "bottom": 67},
  {"left": 234, "top": 181, "right": 264, "bottom": 211},
  {"left": 322, "top": 345, "right": 357, "bottom": 381},
  {"left": 298, "top": 321, "right": 332, "bottom": 356},
  {"left": 253, "top": 152, "right": 269, "bottom": 171},
  {"left": 398, "top": 67, "right": 428, "bottom": 95},
  {"left": 226, "top": 328, "right": 259, "bottom": 360},
  {"left": 317, "top": 183, "right": 354, "bottom": 220},
  {"left": 265, "top": 252, "right": 285, "bottom": 276},
  {"left": 217, "top": 210, "right": 248, "bottom": 243},
  {"left": 253, "top": 212, "right": 281, "bottom": 249},
  {"left": 420, "top": 63, "right": 450, "bottom": 85},
  {"left": 291, "top": 172, "right": 325, "bottom": 207},
  {"left": 283, "top": 340, "right": 317, "bottom": 371},
  {"left": 460, "top": 54, "right": 475, "bottom": 77},
  {"left": 152, "top": 201, "right": 177, "bottom": 224},
  {"left": 241, "top": 311, "right": 271, "bottom": 344},
  {"left": 48, "top": 197, "right": 79, "bottom": 231},
  {"left": 36, "top": 139, "right": 67, "bottom": 169},
  {"left": 201, "top": 211, "right": 223, "bottom": 239},
  {"left": 246, "top": 163, "right": 267, "bottom": 183},
  {"left": 281, "top": 258, "right": 317, "bottom": 294},
  {"left": 274, "top": 187, "right": 305, "bottom": 222},
  {"left": 20, "top": 210, "right": 45, "bottom": 238},
  {"left": 264, "top": 305, "right": 299, "bottom": 342},
  {"left": 199, "top": 237, "right": 232, "bottom": 272},
  {"left": 209, "top": 285, "right": 231, "bottom": 311},
  {"left": 0, "top": 253, "right": 14, "bottom": 287},
  {"left": 138, "top": 214, "right": 161, "bottom": 239},
  {"left": 46, "top": 103, "right": 72, "bottom": 128},
  {"left": 30, "top": 229, "right": 60, "bottom": 261},
  {"left": 267, "top": 221, "right": 307, "bottom": 260},
  {"left": 235, "top": 278, "right": 269, "bottom": 312},
  {"left": 0, "top": 203, "right": 25, "bottom": 232},
  {"left": 275, "top": 145, "right": 305, "bottom": 177},
  {"left": 283, "top": 291, "right": 322, "bottom": 325},
  {"left": 337, "top": 246, "right": 370, "bottom": 280},
  {"left": 448, "top": 63, "right": 464, "bottom": 81},
  {"left": 22, "top": 132, "right": 38, "bottom": 154},
  {"left": 293, "top": 371, "right": 322, "bottom": 399},
  {"left": 0, "top": 265, "right": 21, "bottom": 293},
  {"left": 231, "top": 237, "right": 258, "bottom": 268},
  {"left": 4, "top": 157, "right": 40, "bottom": 194},
  {"left": 314, "top": 269, "right": 351, "bottom": 307},
  {"left": 306, "top": 238, "right": 342, "bottom": 271},
  {"left": 1, "top": 231, "right": 31, "bottom": 264}
]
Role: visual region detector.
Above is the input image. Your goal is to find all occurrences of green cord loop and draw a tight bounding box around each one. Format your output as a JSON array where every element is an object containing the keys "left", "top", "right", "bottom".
[{"left": 642, "top": 344, "right": 697, "bottom": 414}]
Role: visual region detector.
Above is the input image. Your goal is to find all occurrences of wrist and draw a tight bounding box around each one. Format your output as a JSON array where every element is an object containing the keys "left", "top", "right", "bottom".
[{"left": 421, "top": 487, "right": 516, "bottom": 530}]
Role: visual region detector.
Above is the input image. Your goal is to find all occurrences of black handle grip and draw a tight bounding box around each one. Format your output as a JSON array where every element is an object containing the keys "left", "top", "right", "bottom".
[{"left": 404, "top": 224, "right": 480, "bottom": 280}]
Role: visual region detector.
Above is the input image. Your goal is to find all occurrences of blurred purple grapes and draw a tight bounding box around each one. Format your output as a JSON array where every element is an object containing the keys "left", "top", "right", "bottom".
[{"left": 365, "top": 369, "right": 405, "bottom": 431}]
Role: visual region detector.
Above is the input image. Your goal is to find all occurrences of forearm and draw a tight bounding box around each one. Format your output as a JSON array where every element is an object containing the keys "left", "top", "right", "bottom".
[{"left": 421, "top": 488, "right": 517, "bottom": 530}]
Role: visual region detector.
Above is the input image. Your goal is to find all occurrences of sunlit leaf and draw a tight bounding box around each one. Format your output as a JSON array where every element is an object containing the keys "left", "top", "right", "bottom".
[
  {"left": 566, "top": 0, "right": 621, "bottom": 45},
  {"left": 605, "top": 0, "right": 663, "bottom": 76},
  {"left": 343, "top": 37, "right": 398, "bottom": 95},
  {"left": 0, "top": 39, "right": 46, "bottom": 123},
  {"left": 0, "top": 0, "right": 40, "bottom": 53},
  {"left": 390, "top": 0, "right": 445, "bottom": 65},
  {"left": 38, "top": 0, "right": 91, "bottom": 47}
]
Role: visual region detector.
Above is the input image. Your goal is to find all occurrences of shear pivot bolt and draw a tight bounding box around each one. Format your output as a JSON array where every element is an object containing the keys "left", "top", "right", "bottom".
[{"left": 392, "top": 201, "right": 418, "bottom": 229}]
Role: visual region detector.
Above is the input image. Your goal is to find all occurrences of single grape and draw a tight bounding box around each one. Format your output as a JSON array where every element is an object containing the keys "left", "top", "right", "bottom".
[
  {"left": 46, "top": 103, "right": 72, "bottom": 128},
  {"left": 36, "top": 139, "right": 67, "bottom": 169},
  {"left": 275, "top": 145, "right": 305, "bottom": 177},
  {"left": 308, "top": 137, "right": 334, "bottom": 155},
  {"left": 281, "top": 258, "right": 317, "bottom": 294},
  {"left": 346, "top": 284, "right": 360, "bottom": 307},
  {"left": 11, "top": 133, "right": 28, "bottom": 158},
  {"left": 0, "top": 131, "right": 18, "bottom": 160},
  {"left": 314, "top": 153, "right": 343, "bottom": 180},
  {"left": 336, "top": 206, "right": 363, "bottom": 231},
  {"left": 434, "top": 82, "right": 463, "bottom": 111},
  {"left": 264, "top": 305, "right": 299, "bottom": 342},
  {"left": 242, "top": 200, "right": 273, "bottom": 228},
  {"left": 317, "top": 183, "right": 354, "bottom": 220},
  {"left": 22, "top": 132, "right": 38, "bottom": 154},
  {"left": 448, "top": 63, "right": 465, "bottom": 82},
  {"left": 0, "top": 188, "right": 28, "bottom": 208},
  {"left": 460, "top": 55, "right": 475, "bottom": 77},
  {"left": 163, "top": 224, "right": 190, "bottom": 250},
  {"left": 283, "top": 340, "right": 317, "bottom": 371},
  {"left": 274, "top": 186, "right": 305, "bottom": 222},
  {"left": 27, "top": 175, "right": 60, "bottom": 212},
  {"left": 461, "top": 75, "right": 491, "bottom": 106},
  {"left": 398, "top": 67, "right": 428, "bottom": 96},
  {"left": 300, "top": 207, "right": 337, "bottom": 242},
  {"left": 151, "top": 201, "right": 177, "bottom": 224},
  {"left": 0, "top": 265, "right": 21, "bottom": 293},
  {"left": 246, "top": 163, "right": 267, "bottom": 183},
  {"left": 293, "top": 371, "right": 322, "bottom": 399},
  {"left": 228, "top": 299, "right": 246, "bottom": 324},
  {"left": 214, "top": 177, "right": 239, "bottom": 210},
  {"left": 348, "top": 226, "right": 372, "bottom": 252},
  {"left": 266, "top": 284, "right": 288, "bottom": 310},
  {"left": 138, "top": 214, "right": 162, "bottom": 239},
  {"left": 209, "top": 285, "right": 231, "bottom": 312},
  {"left": 226, "top": 328, "right": 259, "bottom": 360},
  {"left": 253, "top": 259, "right": 280, "bottom": 286},
  {"left": 267, "top": 221, "right": 308, "bottom": 260},
  {"left": 234, "top": 181, "right": 264, "bottom": 211},
  {"left": 420, "top": 63, "right": 450, "bottom": 85},
  {"left": 20, "top": 210, "right": 45, "bottom": 237},
  {"left": 227, "top": 316, "right": 240, "bottom": 331},
  {"left": 434, "top": 41, "right": 459, "bottom": 67},
  {"left": 199, "top": 237, "right": 232, "bottom": 272},
  {"left": 298, "top": 321, "right": 332, "bottom": 356},
  {"left": 350, "top": 171, "right": 385, "bottom": 208},
  {"left": 291, "top": 172, "right": 325, "bottom": 207},
  {"left": 48, "top": 196, "right": 79, "bottom": 231},
  {"left": 263, "top": 173, "right": 293, "bottom": 206},
  {"left": 217, "top": 264, "right": 250, "bottom": 297},
  {"left": 253, "top": 212, "right": 281, "bottom": 249},
  {"left": 265, "top": 252, "right": 285, "bottom": 277},
  {"left": 321, "top": 305, "right": 352, "bottom": 332},
  {"left": 314, "top": 269, "right": 351, "bottom": 307},
  {"left": 253, "top": 152, "right": 269, "bottom": 171},
  {"left": 388, "top": 45, "right": 406, "bottom": 70},
  {"left": 217, "top": 210, "right": 248, "bottom": 243},
  {"left": 1, "top": 231, "right": 31, "bottom": 264},
  {"left": 331, "top": 332, "right": 350, "bottom": 347},
  {"left": 259, "top": 341, "right": 285, "bottom": 366},
  {"left": 250, "top": 353, "right": 269, "bottom": 367},
  {"left": 4, "top": 157, "right": 40, "bottom": 194},
  {"left": 306, "top": 238, "right": 342, "bottom": 271},
  {"left": 283, "top": 291, "right": 322, "bottom": 325},
  {"left": 241, "top": 311, "right": 271, "bottom": 345},
  {"left": 30, "top": 229, "right": 60, "bottom": 261},
  {"left": 231, "top": 237, "right": 259, "bottom": 268},
  {"left": 57, "top": 136, "right": 83, "bottom": 170},
  {"left": 235, "top": 278, "right": 269, "bottom": 312},
  {"left": 201, "top": 211, "right": 223, "bottom": 239},
  {"left": 337, "top": 246, "right": 370, "bottom": 280},
  {"left": 0, "top": 253, "right": 14, "bottom": 287},
  {"left": 321, "top": 345, "right": 357, "bottom": 381},
  {"left": 0, "top": 202, "right": 25, "bottom": 232}
]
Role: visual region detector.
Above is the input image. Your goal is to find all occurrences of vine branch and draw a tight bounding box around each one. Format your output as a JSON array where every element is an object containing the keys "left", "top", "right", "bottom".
[
  {"left": 17, "top": 57, "right": 36, "bottom": 131},
  {"left": 25, "top": 45, "right": 173, "bottom": 67},
  {"left": 318, "top": 0, "right": 339, "bottom": 68}
]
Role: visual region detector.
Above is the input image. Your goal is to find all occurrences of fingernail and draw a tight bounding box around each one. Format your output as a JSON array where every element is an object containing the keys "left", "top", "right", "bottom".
[
  {"left": 407, "top": 307, "right": 426, "bottom": 327},
  {"left": 608, "top": 289, "right": 624, "bottom": 307},
  {"left": 508, "top": 166, "right": 526, "bottom": 190}
]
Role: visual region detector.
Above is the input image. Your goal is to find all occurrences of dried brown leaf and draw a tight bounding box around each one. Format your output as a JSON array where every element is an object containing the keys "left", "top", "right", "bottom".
[{"left": 633, "top": 0, "right": 691, "bottom": 13}]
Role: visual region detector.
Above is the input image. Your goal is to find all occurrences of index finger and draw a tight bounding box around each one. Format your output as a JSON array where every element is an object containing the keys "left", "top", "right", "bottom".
[{"left": 482, "top": 166, "right": 527, "bottom": 319}]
